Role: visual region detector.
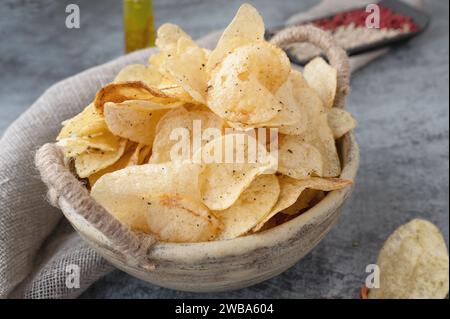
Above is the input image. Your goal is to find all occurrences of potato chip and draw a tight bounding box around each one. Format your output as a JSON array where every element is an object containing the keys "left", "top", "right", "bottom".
[
  {"left": 103, "top": 100, "right": 180, "bottom": 145},
  {"left": 255, "top": 212, "right": 295, "bottom": 232},
  {"left": 224, "top": 71, "right": 306, "bottom": 132},
  {"left": 207, "top": 41, "right": 292, "bottom": 125},
  {"left": 128, "top": 143, "right": 152, "bottom": 166},
  {"left": 212, "top": 42, "right": 290, "bottom": 93},
  {"left": 152, "top": 24, "right": 208, "bottom": 104},
  {"left": 114, "top": 64, "right": 162, "bottom": 87},
  {"left": 268, "top": 72, "right": 306, "bottom": 127},
  {"left": 88, "top": 142, "right": 151, "bottom": 186},
  {"left": 303, "top": 57, "right": 337, "bottom": 108},
  {"left": 57, "top": 104, "right": 106, "bottom": 140},
  {"left": 289, "top": 69, "right": 310, "bottom": 90},
  {"left": 58, "top": 132, "right": 122, "bottom": 157},
  {"left": 195, "top": 133, "right": 277, "bottom": 210},
  {"left": 155, "top": 23, "right": 196, "bottom": 55},
  {"left": 91, "top": 162, "right": 222, "bottom": 242},
  {"left": 57, "top": 103, "right": 124, "bottom": 159},
  {"left": 276, "top": 70, "right": 311, "bottom": 135},
  {"left": 295, "top": 85, "right": 341, "bottom": 177},
  {"left": 282, "top": 189, "right": 325, "bottom": 215},
  {"left": 207, "top": 68, "right": 280, "bottom": 125},
  {"left": 207, "top": 3, "right": 265, "bottom": 72},
  {"left": 327, "top": 108, "right": 357, "bottom": 139},
  {"left": 150, "top": 106, "right": 225, "bottom": 163},
  {"left": 369, "top": 219, "right": 449, "bottom": 299},
  {"left": 88, "top": 141, "right": 137, "bottom": 186},
  {"left": 278, "top": 135, "right": 323, "bottom": 179},
  {"left": 94, "top": 81, "right": 176, "bottom": 115},
  {"left": 159, "top": 41, "right": 208, "bottom": 104},
  {"left": 145, "top": 193, "right": 221, "bottom": 242},
  {"left": 216, "top": 174, "right": 279, "bottom": 239},
  {"left": 158, "top": 80, "right": 197, "bottom": 104},
  {"left": 75, "top": 139, "right": 127, "bottom": 178},
  {"left": 253, "top": 176, "right": 352, "bottom": 231}
]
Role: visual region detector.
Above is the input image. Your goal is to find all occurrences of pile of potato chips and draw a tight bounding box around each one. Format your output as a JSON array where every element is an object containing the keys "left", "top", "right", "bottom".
[{"left": 56, "top": 4, "right": 357, "bottom": 243}]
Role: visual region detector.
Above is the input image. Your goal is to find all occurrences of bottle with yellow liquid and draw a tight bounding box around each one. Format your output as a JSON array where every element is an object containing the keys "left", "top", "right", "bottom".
[{"left": 123, "top": 0, "right": 156, "bottom": 53}]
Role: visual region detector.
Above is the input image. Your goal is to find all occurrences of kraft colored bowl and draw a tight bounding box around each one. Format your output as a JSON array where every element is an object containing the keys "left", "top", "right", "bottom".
[{"left": 58, "top": 132, "right": 359, "bottom": 292}]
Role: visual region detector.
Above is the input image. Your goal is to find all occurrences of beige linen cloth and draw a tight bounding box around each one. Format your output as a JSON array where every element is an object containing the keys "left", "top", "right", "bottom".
[{"left": 0, "top": 0, "right": 421, "bottom": 299}]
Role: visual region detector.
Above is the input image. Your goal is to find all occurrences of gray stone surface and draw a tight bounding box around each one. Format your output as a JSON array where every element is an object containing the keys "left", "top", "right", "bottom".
[{"left": 0, "top": 0, "right": 448, "bottom": 298}]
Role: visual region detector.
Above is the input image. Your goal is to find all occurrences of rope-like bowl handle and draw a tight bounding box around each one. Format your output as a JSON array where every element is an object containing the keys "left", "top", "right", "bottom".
[
  {"left": 270, "top": 25, "right": 350, "bottom": 109},
  {"left": 35, "top": 143, "right": 156, "bottom": 270}
]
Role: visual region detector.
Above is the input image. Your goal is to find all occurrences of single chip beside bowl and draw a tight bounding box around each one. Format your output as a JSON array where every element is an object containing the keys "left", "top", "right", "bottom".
[{"left": 368, "top": 219, "right": 449, "bottom": 299}]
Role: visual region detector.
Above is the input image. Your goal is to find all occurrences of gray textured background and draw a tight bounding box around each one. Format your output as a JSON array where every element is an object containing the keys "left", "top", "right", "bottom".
[{"left": 0, "top": 0, "right": 448, "bottom": 298}]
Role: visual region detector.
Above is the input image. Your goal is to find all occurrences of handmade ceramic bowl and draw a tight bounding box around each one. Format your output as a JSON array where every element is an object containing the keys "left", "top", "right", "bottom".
[{"left": 59, "top": 132, "right": 359, "bottom": 292}]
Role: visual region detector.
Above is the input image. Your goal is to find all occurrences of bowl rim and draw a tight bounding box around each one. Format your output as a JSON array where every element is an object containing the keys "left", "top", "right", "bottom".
[{"left": 141, "top": 132, "right": 360, "bottom": 262}]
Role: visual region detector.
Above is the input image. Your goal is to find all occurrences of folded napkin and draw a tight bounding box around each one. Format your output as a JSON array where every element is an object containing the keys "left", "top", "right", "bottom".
[{"left": 0, "top": 0, "right": 421, "bottom": 299}]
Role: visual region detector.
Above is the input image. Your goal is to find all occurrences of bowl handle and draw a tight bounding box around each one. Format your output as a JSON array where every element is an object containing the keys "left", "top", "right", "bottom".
[
  {"left": 270, "top": 25, "right": 350, "bottom": 109},
  {"left": 35, "top": 143, "right": 156, "bottom": 270}
]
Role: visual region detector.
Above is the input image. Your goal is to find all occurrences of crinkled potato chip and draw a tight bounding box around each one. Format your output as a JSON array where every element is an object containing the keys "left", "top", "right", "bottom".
[
  {"left": 75, "top": 139, "right": 127, "bottom": 178},
  {"left": 94, "top": 81, "right": 176, "bottom": 115},
  {"left": 282, "top": 189, "right": 325, "bottom": 215},
  {"left": 368, "top": 219, "right": 449, "bottom": 299},
  {"left": 212, "top": 42, "right": 290, "bottom": 93},
  {"left": 153, "top": 24, "right": 207, "bottom": 104},
  {"left": 58, "top": 132, "right": 122, "bottom": 158},
  {"left": 208, "top": 67, "right": 280, "bottom": 124},
  {"left": 150, "top": 106, "right": 225, "bottom": 163},
  {"left": 327, "top": 108, "right": 357, "bottom": 139},
  {"left": 297, "top": 86, "right": 341, "bottom": 177},
  {"left": 57, "top": 104, "right": 123, "bottom": 158},
  {"left": 128, "top": 143, "right": 152, "bottom": 166},
  {"left": 253, "top": 176, "right": 352, "bottom": 231},
  {"left": 57, "top": 104, "right": 107, "bottom": 140},
  {"left": 103, "top": 100, "right": 180, "bottom": 145},
  {"left": 303, "top": 57, "right": 337, "bottom": 108},
  {"left": 207, "top": 42, "right": 291, "bottom": 125},
  {"left": 256, "top": 212, "right": 295, "bottom": 232},
  {"left": 195, "top": 133, "right": 277, "bottom": 211},
  {"left": 88, "top": 141, "right": 138, "bottom": 186},
  {"left": 225, "top": 70, "right": 306, "bottom": 132},
  {"left": 114, "top": 64, "right": 162, "bottom": 87},
  {"left": 268, "top": 72, "right": 306, "bottom": 128},
  {"left": 207, "top": 4, "right": 265, "bottom": 72},
  {"left": 156, "top": 23, "right": 196, "bottom": 55},
  {"left": 216, "top": 174, "right": 279, "bottom": 239},
  {"left": 276, "top": 70, "right": 311, "bottom": 136},
  {"left": 278, "top": 135, "right": 323, "bottom": 179},
  {"left": 159, "top": 41, "right": 209, "bottom": 104},
  {"left": 88, "top": 142, "right": 151, "bottom": 186},
  {"left": 91, "top": 162, "right": 222, "bottom": 242}
]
